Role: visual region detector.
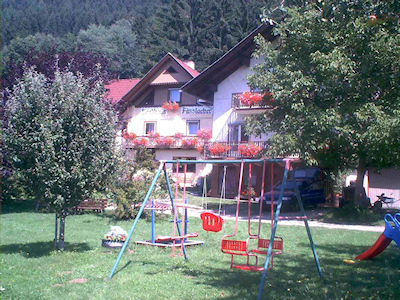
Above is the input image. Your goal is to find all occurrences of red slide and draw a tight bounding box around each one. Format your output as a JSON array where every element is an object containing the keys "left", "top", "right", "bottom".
[{"left": 356, "top": 234, "right": 392, "bottom": 260}]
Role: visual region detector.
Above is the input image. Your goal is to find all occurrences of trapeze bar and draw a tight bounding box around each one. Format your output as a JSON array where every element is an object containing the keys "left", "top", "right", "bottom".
[{"left": 163, "top": 158, "right": 294, "bottom": 164}]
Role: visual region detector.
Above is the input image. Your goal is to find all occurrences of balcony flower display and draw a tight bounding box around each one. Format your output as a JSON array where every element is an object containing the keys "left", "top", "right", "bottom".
[
  {"left": 239, "top": 91, "right": 275, "bottom": 107},
  {"left": 155, "top": 136, "right": 175, "bottom": 147},
  {"left": 196, "top": 145, "right": 204, "bottom": 154},
  {"left": 238, "top": 143, "right": 263, "bottom": 157},
  {"left": 181, "top": 138, "right": 199, "bottom": 148},
  {"left": 196, "top": 129, "right": 212, "bottom": 141},
  {"left": 162, "top": 101, "right": 180, "bottom": 111},
  {"left": 208, "top": 142, "right": 231, "bottom": 156},
  {"left": 122, "top": 129, "right": 136, "bottom": 140},
  {"left": 148, "top": 131, "right": 160, "bottom": 138},
  {"left": 174, "top": 132, "right": 183, "bottom": 139},
  {"left": 131, "top": 137, "right": 149, "bottom": 147}
]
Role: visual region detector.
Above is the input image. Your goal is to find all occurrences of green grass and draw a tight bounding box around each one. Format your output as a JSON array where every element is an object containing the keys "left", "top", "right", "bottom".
[{"left": 1, "top": 203, "right": 400, "bottom": 299}]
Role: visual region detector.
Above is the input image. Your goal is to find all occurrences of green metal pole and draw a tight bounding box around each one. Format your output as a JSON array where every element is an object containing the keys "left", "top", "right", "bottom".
[
  {"left": 257, "top": 160, "right": 290, "bottom": 300},
  {"left": 108, "top": 165, "right": 163, "bottom": 279},
  {"left": 163, "top": 167, "right": 188, "bottom": 260},
  {"left": 294, "top": 182, "right": 323, "bottom": 278}
]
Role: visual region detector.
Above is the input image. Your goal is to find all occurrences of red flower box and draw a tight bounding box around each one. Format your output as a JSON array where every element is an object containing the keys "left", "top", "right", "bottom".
[
  {"left": 148, "top": 132, "right": 160, "bottom": 138},
  {"left": 122, "top": 130, "right": 137, "bottom": 140},
  {"left": 155, "top": 136, "right": 175, "bottom": 147},
  {"left": 162, "top": 101, "right": 180, "bottom": 111},
  {"left": 181, "top": 138, "right": 199, "bottom": 148},
  {"left": 131, "top": 137, "right": 149, "bottom": 147},
  {"left": 238, "top": 143, "right": 263, "bottom": 157},
  {"left": 196, "top": 129, "right": 212, "bottom": 141},
  {"left": 239, "top": 91, "right": 275, "bottom": 107},
  {"left": 174, "top": 132, "right": 183, "bottom": 139},
  {"left": 208, "top": 143, "right": 231, "bottom": 156}
]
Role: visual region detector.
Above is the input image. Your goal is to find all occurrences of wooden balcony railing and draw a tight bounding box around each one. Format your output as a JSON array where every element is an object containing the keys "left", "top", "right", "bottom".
[{"left": 204, "top": 141, "right": 269, "bottom": 159}]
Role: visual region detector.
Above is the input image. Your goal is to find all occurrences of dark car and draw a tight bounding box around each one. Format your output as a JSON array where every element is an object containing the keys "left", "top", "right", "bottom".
[{"left": 264, "top": 168, "right": 326, "bottom": 209}]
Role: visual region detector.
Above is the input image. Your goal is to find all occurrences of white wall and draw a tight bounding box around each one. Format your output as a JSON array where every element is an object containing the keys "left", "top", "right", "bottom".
[{"left": 212, "top": 56, "right": 272, "bottom": 142}]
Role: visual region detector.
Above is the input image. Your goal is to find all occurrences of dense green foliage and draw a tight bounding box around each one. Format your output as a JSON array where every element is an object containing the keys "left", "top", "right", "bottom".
[
  {"left": 4, "top": 68, "right": 120, "bottom": 247},
  {"left": 248, "top": 0, "right": 400, "bottom": 206},
  {"left": 2, "top": 0, "right": 276, "bottom": 79}
]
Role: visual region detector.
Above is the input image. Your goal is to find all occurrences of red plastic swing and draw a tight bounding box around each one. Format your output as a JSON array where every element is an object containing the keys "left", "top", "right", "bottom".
[{"left": 200, "top": 212, "right": 224, "bottom": 232}]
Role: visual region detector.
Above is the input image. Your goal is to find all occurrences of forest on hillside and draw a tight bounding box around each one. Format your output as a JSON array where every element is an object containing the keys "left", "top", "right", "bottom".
[{"left": 1, "top": 0, "right": 281, "bottom": 82}]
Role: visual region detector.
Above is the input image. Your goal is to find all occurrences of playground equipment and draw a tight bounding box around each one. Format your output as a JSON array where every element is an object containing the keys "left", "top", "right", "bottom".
[
  {"left": 356, "top": 213, "right": 400, "bottom": 260},
  {"left": 108, "top": 159, "right": 323, "bottom": 300},
  {"left": 135, "top": 162, "right": 203, "bottom": 253}
]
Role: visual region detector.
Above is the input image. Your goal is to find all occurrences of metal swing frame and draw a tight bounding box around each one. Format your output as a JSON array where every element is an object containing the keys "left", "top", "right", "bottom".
[{"left": 107, "top": 159, "right": 323, "bottom": 300}]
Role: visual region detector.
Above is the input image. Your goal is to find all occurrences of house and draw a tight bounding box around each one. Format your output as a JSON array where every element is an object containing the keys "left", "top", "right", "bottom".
[
  {"left": 182, "top": 23, "right": 285, "bottom": 197},
  {"left": 116, "top": 53, "right": 213, "bottom": 184}
]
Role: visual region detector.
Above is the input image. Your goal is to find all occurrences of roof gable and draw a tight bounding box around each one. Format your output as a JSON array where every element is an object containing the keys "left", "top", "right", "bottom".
[
  {"left": 182, "top": 23, "right": 273, "bottom": 100},
  {"left": 119, "top": 53, "right": 199, "bottom": 110}
]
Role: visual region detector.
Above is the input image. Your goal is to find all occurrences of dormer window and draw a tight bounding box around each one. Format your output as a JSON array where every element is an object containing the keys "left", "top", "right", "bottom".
[{"left": 169, "top": 88, "right": 181, "bottom": 103}]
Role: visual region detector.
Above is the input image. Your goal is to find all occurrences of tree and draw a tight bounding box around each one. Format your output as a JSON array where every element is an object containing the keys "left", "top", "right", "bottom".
[
  {"left": 248, "top": 0, "right": 400, "bottom": 207},
  {"left": 77, "top": 19, "right": 140, "bottom": 78},
  {"left": 4, "top": 68, "right": 119, "bottom": 249}
]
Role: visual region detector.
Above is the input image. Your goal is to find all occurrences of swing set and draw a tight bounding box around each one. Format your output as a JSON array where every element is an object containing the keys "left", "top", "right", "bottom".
[{"left": 108, "top": 159, "right": 323, "bottom": 300}]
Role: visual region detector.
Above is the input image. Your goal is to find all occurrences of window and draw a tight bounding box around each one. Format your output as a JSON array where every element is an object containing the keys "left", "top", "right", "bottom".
[
  {"left": 145, "top": 122, "right": 156, "bottom": 135},
  {"left": 228, "top": 123, "right": 248, "bottom": 143},
  {"left": 169, "top": 88, "right": 181, "bottom": 103},
  {"left": 173, "top": 157, "right": 196, "bottom": 173},
  {"left": 187, "top": 120, "right": 200, "bottom": 135}
]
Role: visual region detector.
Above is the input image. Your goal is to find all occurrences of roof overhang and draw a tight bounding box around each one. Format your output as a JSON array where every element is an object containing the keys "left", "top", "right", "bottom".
[{"left": 182, "top": 23, "right": 274, "bottom": 100}]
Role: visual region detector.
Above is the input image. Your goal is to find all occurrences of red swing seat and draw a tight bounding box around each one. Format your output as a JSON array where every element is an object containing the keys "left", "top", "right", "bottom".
[{"left": 200, "top": 212, "right": 224, "bottom": 232}]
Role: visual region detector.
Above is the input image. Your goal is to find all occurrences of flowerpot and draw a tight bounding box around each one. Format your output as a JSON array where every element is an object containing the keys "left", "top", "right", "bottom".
[{"left": 102, "top": 239, "right": 125, "bottom": 249}]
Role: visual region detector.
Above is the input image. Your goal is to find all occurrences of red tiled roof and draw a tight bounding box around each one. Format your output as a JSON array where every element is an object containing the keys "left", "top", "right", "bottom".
[
  {"left": 173, "top": 56, "right": 200, "bottom": 77},
  {"left": 105, "top": 79, "right": 141, "bottom": 104}
]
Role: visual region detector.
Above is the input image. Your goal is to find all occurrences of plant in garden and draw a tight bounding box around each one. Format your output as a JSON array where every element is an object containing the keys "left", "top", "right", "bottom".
[
  {"left": 162, "top": 101, "right": 180, "bottom": 111},
  {"left": 208, "top": 143, "right": 231, "bottom": 156},
  {"left": 248, "top": 0, "right": 400, "bottom": 207},
  {"left": 4, "top": 67, "right": 119, "bottom": 250},
  {"left": 104, "top": 226, "right": 127, "bottom": 241},
  {"left": 196, "top": 128, "right": 212, "bottom": 141},
  {"left": 238, "top": 143, "right": 263, "bottom": 157}
]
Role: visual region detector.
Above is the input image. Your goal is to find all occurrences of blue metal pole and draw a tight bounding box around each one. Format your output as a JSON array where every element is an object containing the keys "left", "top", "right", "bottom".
[
  {"left": 151, "top": 199, "right": 155, "bottom": 243},
  {"left": 294, "top": 182, "right": 323, "bottom": 278},
  {"left": 163, "top": 167, "right": 188, "bottom": 260},
  {"left": 257, "top": 160, "right": 290, "bottom": 300},
  {"left": 184, "top": 197, "right": 188, "bottom": 241},
  {"left": 108, "top": 166, "right": 163, "bottom": 279}
]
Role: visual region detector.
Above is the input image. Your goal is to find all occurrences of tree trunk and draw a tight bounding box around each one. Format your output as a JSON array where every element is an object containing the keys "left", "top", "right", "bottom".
[
  {"left": 58, "top": 210, "right": 66, "bottom": 250},
  {"left": 54, "top": 213, "right": 59, "bottom": 248},
  {"left": 354, "top": 163, "right": 369, "bottom": 208}
]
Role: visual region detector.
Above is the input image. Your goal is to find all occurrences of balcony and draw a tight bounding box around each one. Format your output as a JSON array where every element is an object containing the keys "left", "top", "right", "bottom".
[
  {"left": 123, "top": 135, "right": 201, "bottom": 150},
  {"left": 231, "top": 92, "right": 273, "bottom": 114},
  {"left": 204, "top": 141, "right": 269, "bottom": 159}
]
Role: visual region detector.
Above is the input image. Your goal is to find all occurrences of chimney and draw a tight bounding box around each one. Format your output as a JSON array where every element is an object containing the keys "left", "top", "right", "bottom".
[{"left": 183, "top": 60, "right": 195, "bottom": 70}]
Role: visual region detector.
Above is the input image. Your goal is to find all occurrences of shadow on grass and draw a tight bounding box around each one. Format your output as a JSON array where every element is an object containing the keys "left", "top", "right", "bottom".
[
  {"left": 0, "top": 241, "right": 91, "bottom": 258},
  {"left": 175, "top": 242, "right": 400, "bottom": 299},
  {"left": 1, "top": 200, "right": 38, "bottom": 214}
]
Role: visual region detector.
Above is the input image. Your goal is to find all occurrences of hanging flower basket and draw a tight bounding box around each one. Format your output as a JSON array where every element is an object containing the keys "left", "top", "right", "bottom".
[
  {"left": 238, "top": 143, "right": 263, "bottom": 157},
  {"left": 208, "top": 143, "right": 231, "bottom": 156},
  {"left": 162, "top": 101, "right": 180, "bottom": 112}
]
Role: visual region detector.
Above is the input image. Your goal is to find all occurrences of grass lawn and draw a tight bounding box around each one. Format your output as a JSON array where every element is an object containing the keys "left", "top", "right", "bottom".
[{"left": 1, "top": 203, "right": 399, "bottom": 299}]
